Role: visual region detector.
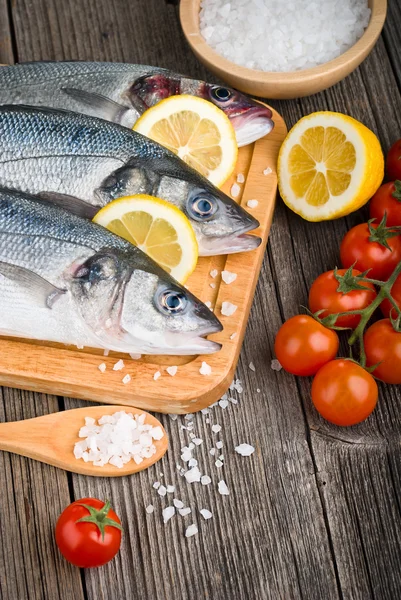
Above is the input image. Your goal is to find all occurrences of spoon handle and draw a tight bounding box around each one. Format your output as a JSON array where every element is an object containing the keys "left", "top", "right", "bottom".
[{"left": 0, "top": 413, "right": 59, "bottom": 458}]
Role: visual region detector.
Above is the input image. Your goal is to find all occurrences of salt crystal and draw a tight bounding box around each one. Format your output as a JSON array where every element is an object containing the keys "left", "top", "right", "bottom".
[
  {"left": 221, "top": 301, "right": 237, "bottom": 316},
  {"left": 218, "top": 480, "right": 229, "bottom": 496},
  {"left": 103, "top": 349, "right": 110, "bottom": 357},
  {"left": 249, "top": 362, "right": 256, "bottom": 372},
  {"left": 188, "top": 458, "right": 198, "bottom": 468},
  {"left": 167, "top": 485, "right": 175, "bottom": 493},
  {"left": 166, "top": 366, "right": 178, "bottom": 376},
  {"left": 180, "top": 507, "right": 192, "bottom": 517},
  {"left": 158, "top": 485, "right": 167, "bottom": 497},
  {"left": 200, "top": 509, "right": 213, "bottom": 520},
  {"left": 122, "top": 374, "right": 131, "bottom": 384},
  {"left": 221, "top": 270, "right": 237, "bottom": 285},
  {"left": 257, "top": 388, "right": 261, "bottom": 393},
  {"left": 210, "top": 283, "right": 216, "bottom": 289},
  {"left": 184, "top": 466, "right": 202, "bottom": 483},
  {"left": 271, "top": 359, "right": 282, "bottom": 371},
  {"left": 185, "top": 524, "right": 198, "bottom": 537},
  {"left": 169, "top": 413, "right": 178, "bottom": 421},
  {"left": 153, "top": 481, "right": 161, "bottom": 490},
  {"left": 163, "top": 506, "right": 175, "bottom": 523},
  {"left": 210, "top": 448, "right": 216, "bottom": 456},
  {"left": 145, "top": 505, "right": 154, "bottom": 514},
  {"left": 235, "top": 443, "right": 255, "bottom": 456},
  {"left": 173, "top": 499, "right": 184, "bottom": 509},
  {"left": 153, "top": 370, "right": 161, "bottom": 381},
  {"left": 205, "top": 301, "right": 212, "bottom": 309},
  {"left": 201, "top": 475, "right": 212, "bottom": 485},
  {"left": 216, "top": 441, "right": 223, "bottom": 449},
  {"left": 212, "top": 424, "right": 222, "bottom": 433},
  {"left": 129, "top": 353, "right": 142, "bottom": 360},
  {"left": 237, "top": 173, "right": 245, "bottom": 183},
  {"left": 113, "top": 359, "right": 124, "bottom": 371},
  {"left": 98, "top": 363, "right": 106, "bottom": 373},
  {"left": 219, "top": 399, "right": 229, "bottom": 409},
  {"left": 215, "top": 459, "right": 223, "bottom": 468},
  {"left": 230, "top": 183, "right": 240, "bottom": 198},
  {"left": 247, "top": 199, "right": 259, "bottom": 209},
  {"left": 230, "top": 332, "right": 237, "bottom": 340},
  {"left": 193, "top": 438, "right": 203, "bottom": 446},
  {"left": 263, "top": 167, "right": 272, "bottom": 175},
  {"left": 151, "top": 426, "right": 164, "bottom": 441},
  {"left": 200, "top": 361, "right": 212, "bottom": 375},
  {"left": 210, "top": 269, "right": 219, "bottom": 278}
]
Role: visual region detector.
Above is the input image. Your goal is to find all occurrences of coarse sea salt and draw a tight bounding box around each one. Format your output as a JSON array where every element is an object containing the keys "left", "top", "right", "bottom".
[
  {"left": 166, "top": 366, "right": 178, "bottom": 377},
  {"left": 200, "top": 509, "right": 213, "bottom": 520},
  {"left": 122, "top": 374, "right": 131, "bottom": 384},
  {"left": 180, "top": 507, "right": 192, "bottom": 517},
  {"left": 200, "top": 361, "right": 212, "bottom": 376},
  {"left": 201, "top": 475, "right": 212, "bottom": 485},
  {"left": 154, "top": 370, "right": 161, "bottom": 381},
  {"left": 212, "top": 424, "right": 222, "bottom": 433},
  {"left": 145, "top": 504, "right": 154, "bottom": 514},
  {"left": 237, "top": 173, "right": 245, "bottom": 183},
  {"left": 185, "top": 524, "right": 198, "bottom": 537},
  {"left": 199, "top": 0, "right": 371, "bottom": 73},
  {"left": 263, "top": 167, "right": 272, "bottom": 176},
  {"left": 218, "top": 480, "right": 229, "bottom": 496},
  {"left": 113, "top": 359, "right": 124, "bottom": 371},
  {"left": 210, "top": 269, "right": 219, "bottom": 278},
  {"left": 163, "top": 506, "right": 175, "bottom": 523},
  {"left": 271, "top": 359, "right": 282, "bottom": 371},
  {"left": 221, "top": 270, "right": 237, "bottom": 285},
  {"left": 73, "top": 411, "right": 164, "bottom": 468},
  {"left": 98, "top": 363, "right": 106, "bottom": 373},
  {"left": 235, "top": 443, "right": 255, "bottom": 456},
  {"left": 221, "top": 301, "right": 237, "bottom": 317},
  {"left": 231, "top": 183, "right": 240, "bottom": 198},
  {"left": 247, "top": 199, "right": 258, "bottom": 209},
  {"left": 174, "top": 499, "right": 184, "bottom": 509}
]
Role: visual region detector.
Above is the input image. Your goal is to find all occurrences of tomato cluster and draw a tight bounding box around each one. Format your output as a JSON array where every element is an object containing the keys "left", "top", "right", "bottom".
[{"left": 275, "top": 140, "right": 401, "bottom": 427}]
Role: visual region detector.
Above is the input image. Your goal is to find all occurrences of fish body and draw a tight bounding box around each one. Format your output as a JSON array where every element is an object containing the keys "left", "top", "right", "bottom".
[
  {"left": 0, "top": 188, "right": 222, "bottom": 355},
  {"left": 0, "top": 105, "right": 261, "bottom": 255},
  {"left": 0, "top": 61, "right": 274, "bottom": 146}
]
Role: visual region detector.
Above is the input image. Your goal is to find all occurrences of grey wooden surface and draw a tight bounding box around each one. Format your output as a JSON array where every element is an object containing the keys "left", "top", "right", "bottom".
[{"left": 0, "top": 1, "right": 400, "bottom": 599}]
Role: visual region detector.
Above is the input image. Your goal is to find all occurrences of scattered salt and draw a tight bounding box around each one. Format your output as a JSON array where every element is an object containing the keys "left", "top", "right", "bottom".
[
  {"left": 158, "top": 485, "right": 167, "bottom": 497},
  {"left": 236, "top": 173, "right": 245, "bottom": 183},
  {"left": 210, "top": 269, "right": 219, "bottom": 278},
  {"left": 200, "top": 361, "right": 212, "bottom": 375},
  {"left": 113, "top": 359, "right": 124, "bottom": 371},
  {"left": 271, "top": 359, "right": 282, "bottom": 371},
  {"left": 103, "top": 349, "right": 110, "bottom": 357},
  {"left": 174, "top": 499, "right": 184, "bottom": 509},
  {"left": 169, "top": 413, "right": 178, "bottom": 421},
  {"left": 130, "top": 353, "right": 142, "bottom": 360},
  {"left": 98, "top": 363, "right": 106, "bottom": 373},
  {"left": 153, "top": 370, "right": 161, "bottom": 381},
  {"left": 193, "top": 438, "right": 203, "bottom": 446},
  {"left": 221, "top": 270, "right": 237, "bottom": 285},
  {"left": 218, "top": 480, "right": 229, "bottom": 496},
  {"left": 230, "top": 332, "right": 237, "bottom": 340},
  {"left": 188, "top": 458, "right": 198, "bottom": 468},
  {"left": 200, "top": 509, "right": 213, "bottom": 520},
  {"left": 180, "top": 507, "right": 192, "bottom": 517},
  {"left": 249, "top": 362, "right": 256, "bottom": 372},
  {"left": 167, "top": 485, "right": 175, "bottom": 493},
  {"left": 163, "top": 506, "right": 175, "bottom": 523},
  {"left": 166, "top": 366, "right": 178, "bottom": 377},
  {"left": 219, "top": 399, "right": 229, "bottom": 409},
  {"left": 153, "top": 481, "right": 161, "bottom": 489},
  {"left": 235, "top": 443, "right": 255, "bottom": 456},
  {"left": 215, "top": 459, "right": 223, "bottom": 468},
  {"left": 231, "top": 183, "right": 240, "bottom": 198},
  {"left": 247, "top": 199, "right": 259, "bottom": 209},
  {"left": 184, "top": 466, "right": 202, "bottom": 483},
  {"left": 210, "top": 283, "right": 216, "bottom": 289},
  {"left": 212, "top": 424, "right": 221, "bottom": 433},
  {"left": 122, "top": 374, "right": 131, "bottom": 384},
  {"left": 263, "top": 167, "right": 272, "bottom": 175},
  {"left": 221, "top": 301, "right": 237, "bottom": 317},
  {"left": 210, "top": 448, "right": 216, "bottom": 456},
  {"left": 205, "top": 301, "right": 212, "bottom": 309},
  {"left": 185, "top": 524, "right": 198, "bottom": 537},
  {"left": 201, "top": 475, "right": 212, "bottom": 485},
  {"left": 216, "top": 441, "right": 223, "bottom": 449},
  {"left": 145, "top": 504, "right": 154, "bottom": 514}
]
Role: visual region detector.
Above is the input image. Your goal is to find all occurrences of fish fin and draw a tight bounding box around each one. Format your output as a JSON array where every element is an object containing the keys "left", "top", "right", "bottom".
[
  {"left": 0, "top": 261, "right": 66, "bottom": 308},
  {"left": 37, "top": 191, "right": 98, "bottom": 220},
  {"left": 61, "top": 87, "right": 129, "bottom": 122}
]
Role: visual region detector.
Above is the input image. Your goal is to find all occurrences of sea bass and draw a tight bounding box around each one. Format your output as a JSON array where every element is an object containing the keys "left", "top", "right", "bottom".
[
  {"left": 0, "top": 105, "right": 261, "bottom": 256},
  {"left": 0, "top": 188, "right": 222, "bottom": 355},
  {"left": 0, "top": 61, "right": 274, "bottom": 147}
]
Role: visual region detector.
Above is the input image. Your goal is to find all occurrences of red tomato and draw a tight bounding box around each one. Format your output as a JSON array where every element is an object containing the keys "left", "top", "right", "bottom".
[
  {"left": 386, "top": 139, "right": 401, "bottom": 180},
  {"left": 308, "top": 269, "right": 376, "bottom": 329},
  {"left": 274, "top": 315, "right": 339, "bottom": 376},
  {"left": 340, "top": 222, "right": 401, "bottom": 280},
  {"left": 364, "top": 319, "right": 401, "bottom": 384},
  {"left": 311, "top": 359, "right": 378, "bottom": 426},
  {"left": 380, "top": 273, "right": 401, "bottom": 318},
  {"left": 369, "top": 181, "right": 401, "bottom": 227},
  {"left": 55, "top": 498, "right": 122, "bottom": 568}
]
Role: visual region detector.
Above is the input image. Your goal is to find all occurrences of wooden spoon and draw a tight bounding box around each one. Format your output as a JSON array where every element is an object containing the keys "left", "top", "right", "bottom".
[{"left": 0, "top": 405, "right": 168, "bottom": 477}]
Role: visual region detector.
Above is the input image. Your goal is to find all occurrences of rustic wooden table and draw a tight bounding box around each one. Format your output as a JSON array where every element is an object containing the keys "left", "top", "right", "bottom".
[{"left": 0, "top": 1, "right": 400, "bottom": 599}]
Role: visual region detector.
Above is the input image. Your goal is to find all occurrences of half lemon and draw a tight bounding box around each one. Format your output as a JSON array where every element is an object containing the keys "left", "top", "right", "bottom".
[
  {"left": 133, "top": 94, "right": 238, "bottom": 187},
  {"left": 93, "top": 194, "right": 198, "bottom": 284},
  {"left": 278, "top": 112, "right": 384, "bottom": 221}
]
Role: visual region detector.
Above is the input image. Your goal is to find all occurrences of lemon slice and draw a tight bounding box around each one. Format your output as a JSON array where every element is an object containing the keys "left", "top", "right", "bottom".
[
  {"left": 133, "top": 95, "right": 238, "bottom": 187},
  {"left": 278, "top": 112, "right": 384, "bottom": 221},
  {"left": 93, "top": 195, "right": 198, "bottom": 283}
]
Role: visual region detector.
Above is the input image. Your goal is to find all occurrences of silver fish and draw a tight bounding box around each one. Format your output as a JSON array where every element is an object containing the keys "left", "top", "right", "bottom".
[
  {"left": 0, "top": 61, "right": 274, "bottom": 147},
  {"left": 0, "top": 105, "right": 261, "bottom": 256},
  {"left": 0, "top": 188, "right": 222, "bottom": 355}
]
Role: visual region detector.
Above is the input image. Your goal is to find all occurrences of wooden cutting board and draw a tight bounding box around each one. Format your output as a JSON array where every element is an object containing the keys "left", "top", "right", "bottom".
[{"left": 0, "top": 104, "right": 286, "bottom": 414}]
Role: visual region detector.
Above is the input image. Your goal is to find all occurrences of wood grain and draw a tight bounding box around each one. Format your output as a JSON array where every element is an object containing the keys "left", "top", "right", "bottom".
[
  {"left": 180, "top": 0, "right": 387, "bottom": 99},
  {"left": 0, "top": 110, "right": 286, "bottom": 413},
  {"left": 0, "top": 0, "right": 400, "bottom": 599}
]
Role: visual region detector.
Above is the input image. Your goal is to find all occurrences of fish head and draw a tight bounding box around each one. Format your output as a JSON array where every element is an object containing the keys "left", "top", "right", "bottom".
[
  {"left": 128, "top": 74, "right": 274, "bottom": 146},
  {"left": 68, "top": 247, "right": 222, "bottom": 355}
]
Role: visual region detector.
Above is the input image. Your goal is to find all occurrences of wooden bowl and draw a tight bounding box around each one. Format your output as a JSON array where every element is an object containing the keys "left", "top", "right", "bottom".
[{"left": 180, "top": 0, "right": 387, "bottom": 99}]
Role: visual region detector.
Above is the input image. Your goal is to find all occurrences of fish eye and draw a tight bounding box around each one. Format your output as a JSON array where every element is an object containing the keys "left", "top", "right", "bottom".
[
  {"left": 188, "top": 194, "right": 217, "bottom": 221},
  {"left": 211, "top": 86, "right": 232, "bottom": 102},
  {"left": 158, "top": 290, "right": 187, "bottom": 315},
  {"left": 75, "top": 255, "right": 117, "bottom": 284}
]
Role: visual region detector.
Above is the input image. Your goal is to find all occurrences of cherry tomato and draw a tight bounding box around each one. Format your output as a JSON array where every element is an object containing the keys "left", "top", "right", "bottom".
[
  {"left": 340, "top": 222, "right": 401, "bottom": 280},
  {"left": 274, "top": 315, "right": 339, "bottom": 376},
  {"left": 364, "top": 319, "right": 401, "bottom": 384},
  {"left": 308, "top": 269, "right": 376, "bottom": 329},
  {"left": 311, "top": 359, "right": 378, "bottom": 426},
  {"left": 386, "top": 139, "right": 401, "bottom": 180},
  {"left": 380, "top": 273, "right": 401, "bottom": 318},
  {"left": 369, "top": 181, "right": 401, "bottom": 227},
  {"left": 55, "top": 498, "right": 122, "bottom": 568}
]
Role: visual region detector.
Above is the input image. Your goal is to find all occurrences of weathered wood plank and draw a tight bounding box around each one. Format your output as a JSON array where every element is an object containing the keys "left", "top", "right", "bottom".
[
  {"left": 2, "top": 0, "right": 400, "bottom": 599},
  {"left": 0, "top": 0, "right": 14, "bottom": 65}
]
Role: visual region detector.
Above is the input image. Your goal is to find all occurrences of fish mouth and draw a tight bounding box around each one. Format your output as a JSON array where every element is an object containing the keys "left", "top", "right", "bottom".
[
  {"left": 200, "top": 233, "right": 262, "bottom": 256},
  {"left": 232, "top": 108, "right": 275, "bottom": 147}
]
